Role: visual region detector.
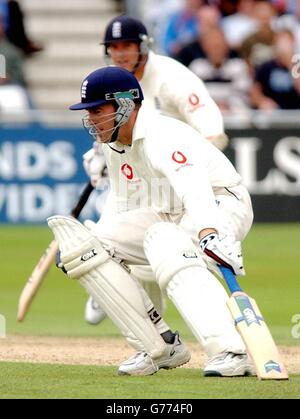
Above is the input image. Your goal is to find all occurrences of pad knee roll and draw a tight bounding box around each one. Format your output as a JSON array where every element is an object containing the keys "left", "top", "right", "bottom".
[{"left": 144, "top": 222, "right": 206, "bottom": 290}]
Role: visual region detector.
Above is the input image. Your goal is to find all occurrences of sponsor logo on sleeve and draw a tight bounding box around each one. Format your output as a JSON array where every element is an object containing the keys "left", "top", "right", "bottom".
[
  {"left": 172, "top": 151, "right": 193, "bottom": 172},
  {"left": 188, "top": 93, "right": 205, "bottom": 112},
  {"left": 121, "top": 163, "right": 134, "bottom": 180},
  {"left": 172, "top": 151, "right": 187, "bottom": 164},
  {"left": 189, "top": 93, "right": 200, "bottom": 106}
]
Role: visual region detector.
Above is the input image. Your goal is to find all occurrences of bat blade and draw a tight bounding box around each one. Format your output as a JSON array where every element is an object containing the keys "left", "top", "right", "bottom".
[
  {"left": 17, "top": 240, "right": 59, "bottom": 322},
  {"left": 227, "top": 291, "right": 288, "bottom": 380}
]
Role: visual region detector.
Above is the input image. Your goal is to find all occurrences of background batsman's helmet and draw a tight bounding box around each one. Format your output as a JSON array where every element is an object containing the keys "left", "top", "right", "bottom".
[{"left": 102, "top": 15, "right": 151, "bottom": 55}]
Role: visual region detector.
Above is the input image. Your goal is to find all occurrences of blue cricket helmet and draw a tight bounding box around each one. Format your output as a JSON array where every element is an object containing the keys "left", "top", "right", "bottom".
[
  {"left": 69, "top": 66, "right": 144, "bottom": 111},
  {"left": 103, "top": 15, "right": 148, "bottom": 46}
]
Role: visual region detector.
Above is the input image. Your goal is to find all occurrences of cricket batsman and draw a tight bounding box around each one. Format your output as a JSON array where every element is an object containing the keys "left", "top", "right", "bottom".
[
  {"left": 83, "top": 15, "right": 229, "bottom": 325},
  {"left": 49, "top": 66, "right": 255, "bottom": 377}
]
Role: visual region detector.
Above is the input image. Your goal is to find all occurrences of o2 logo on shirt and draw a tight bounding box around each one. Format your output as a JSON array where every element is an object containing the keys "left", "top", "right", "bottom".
[
  {"left": 188, "top": 93, "right": 204, "bottom": 112},
  {"left": 121, "top": 163, "right": 134, "bottom": 180},
  {"left": 172, "top": 151, "right": 187, "bottom": 164},
  {"left": 188, "top": 93, "right": 200, "bottom": 106}
]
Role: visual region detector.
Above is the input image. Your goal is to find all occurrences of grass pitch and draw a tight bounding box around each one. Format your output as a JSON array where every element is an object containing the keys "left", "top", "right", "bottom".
[
  {"left": 0, "top": 223, "right": 300, "bottom": 398},
  {"left": 0, "top": 363, "right": 299, "bottom": 399}
]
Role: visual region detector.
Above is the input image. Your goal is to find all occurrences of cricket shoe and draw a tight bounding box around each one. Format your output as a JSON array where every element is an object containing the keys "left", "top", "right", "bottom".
[
  {"left": 118, "top": 333, "right": 191, "bottom": 376},
  {"left": 85, "top": 296, "right": 107, "bottom": 325},
  {"left": 204, "top": 351, "right": 256, "bottom": 377}
]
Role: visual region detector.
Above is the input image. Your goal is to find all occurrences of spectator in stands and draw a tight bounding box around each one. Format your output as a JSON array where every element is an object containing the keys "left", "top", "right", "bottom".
[
  {"left": 222, "top": 0, "right": 257, "bottom": 49},
  {"left": 197, "top": 4, "right": 221, "bottom": 33},
  {"left": 240, "top": 1, "right": 277, "bottom": 69},
  {"left": 114, "top": 0, "right": 126, "bottom": 13},
  {"left": 217, "top": 0, "right": 239, "bottom": 17},
  {"left": 0, "top": 15, "right": 25, "bottom": 86},
  {"left": 181, "top": 27, "right": 251, "bottom": 111},
  {"left": 0, "top": 0, "right": 8, "bottom": 30},
  {"left": 293, "top": 0, "right": 300, "bottom": 52},
  {"left": 286, "top": 0, "right": 298, "bottom": 14},
  {"left": 6, "top": 0, "right": 43, "bottom": 55},
  {"left": 0, "top": 15, "right": 32, "bottom": 112},
  {"left": 251, "top": 30, "right": 300, "bottom": 109},
  {"left": 161, "top": 0, "right": 204, "bottom": 56},
  {"left": 271, "top": 0, "right": 297, "bottom": 15},
  {"left": 143, "top": 0, "right": 183, "bottom": 53},
  {"left": 175, "top": 5, "right": 221, "bottom": 66},
  {"left": 275, "top": 1, "right": 300, "bottom": 53}
]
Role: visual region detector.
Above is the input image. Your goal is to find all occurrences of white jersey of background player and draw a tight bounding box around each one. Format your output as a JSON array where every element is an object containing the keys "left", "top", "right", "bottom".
[
  {"left": 62, "top": 66, "right": 256, "bottom": 377},
  {"left": 84, "top": 15, "right": 229, "bottom": 326},
  {"left": 106, "top": 17, "right": 227, "bottom": 148}
]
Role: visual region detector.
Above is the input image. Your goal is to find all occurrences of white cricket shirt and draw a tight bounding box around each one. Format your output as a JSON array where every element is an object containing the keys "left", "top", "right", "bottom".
[
  {"left": 139, "top": 51, "right": 224, "bottom": 138},
  {"left": 102, "top": 107, "right": 241, "bottom": 234}
]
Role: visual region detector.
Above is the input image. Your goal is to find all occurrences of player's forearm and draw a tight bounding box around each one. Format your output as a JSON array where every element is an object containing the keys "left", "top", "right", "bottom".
[{"left": 169, "top": 166, "right": 220, "bottom": 233}]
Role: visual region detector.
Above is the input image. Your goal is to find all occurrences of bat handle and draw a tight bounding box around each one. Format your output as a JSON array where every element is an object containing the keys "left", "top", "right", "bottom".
[
  {"left": 218, "top": 265, "right": 242, "bottom": 294},
  {"left": 70, "top": 182, "right": 94, "bottom": 219}
]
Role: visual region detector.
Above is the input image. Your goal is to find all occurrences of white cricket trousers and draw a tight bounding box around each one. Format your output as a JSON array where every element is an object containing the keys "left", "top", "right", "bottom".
[{"left": 93, "top": 184, "right": 254, "bottom": 356}]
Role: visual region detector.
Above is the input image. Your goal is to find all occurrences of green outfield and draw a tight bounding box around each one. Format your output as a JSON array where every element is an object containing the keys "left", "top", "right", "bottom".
[
  {"left": 0, "top": 363, "right": 299, "bottom": 399},
  {"left": 0, "top": 224, "right": 300, "bottom": 399}
]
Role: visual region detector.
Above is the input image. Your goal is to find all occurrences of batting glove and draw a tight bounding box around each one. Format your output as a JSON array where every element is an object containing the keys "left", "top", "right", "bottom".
[
  {"left": 200, "top": 233, "right": 245, "bottom": 276},
  {"left": 83, "top": 142, "right": 107, "bottom": 188}
]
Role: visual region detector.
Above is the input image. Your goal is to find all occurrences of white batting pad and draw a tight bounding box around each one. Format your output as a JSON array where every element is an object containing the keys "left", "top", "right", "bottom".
[
  {"left": 144, "top": 222, "right": 206, "bottom": 290},
  {"left": 167, "top": 269, "right": 246, "bottom": 357},
  {"left": 47, "top": 216, "right": 166, "bottom": 358},
  {"left": 144, "top": 222, "right": 245, "bottom": 357}
]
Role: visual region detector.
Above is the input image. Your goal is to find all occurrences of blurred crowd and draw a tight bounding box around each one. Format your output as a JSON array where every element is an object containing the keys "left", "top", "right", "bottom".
[
  {"left": 1, "top": 0, "right": 300, "bottom": 113},
  {"left": 0, "top": 0, "right": 42, "bottom": 112},
  {"left": 146, "top": 0, "right": 300, "bottom": 111}
]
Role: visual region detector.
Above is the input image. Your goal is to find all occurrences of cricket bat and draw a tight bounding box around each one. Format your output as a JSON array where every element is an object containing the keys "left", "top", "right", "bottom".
[
  {"left": 17, "top": 182, "right": 94, "bottom": 322},
  {"left": 17, "top": 240, "right": 59, "bottom": 322},
  {"left": 219, "top": 266, "right": 288, "bottom": 380}
]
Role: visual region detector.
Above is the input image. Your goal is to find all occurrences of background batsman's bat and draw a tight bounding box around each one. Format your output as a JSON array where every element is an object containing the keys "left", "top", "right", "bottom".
[
  {"left": 17, "top": 182, "right": 94, "bottom": 322},
  {"left": 219, "top": 266, "right": 288, "bottom": 380}
]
